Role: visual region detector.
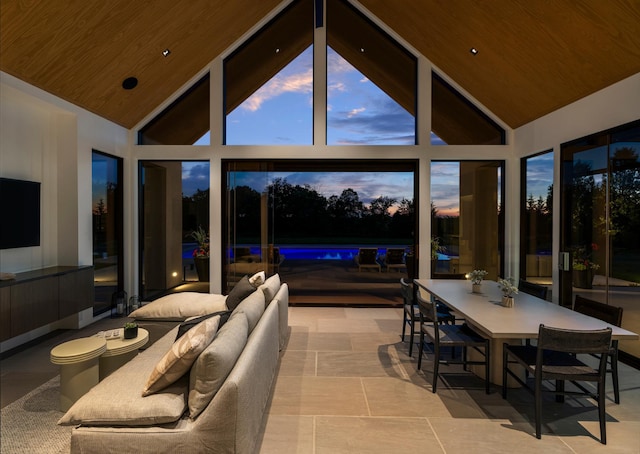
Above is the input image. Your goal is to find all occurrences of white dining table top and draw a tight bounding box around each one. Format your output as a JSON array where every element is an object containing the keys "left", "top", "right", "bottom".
[{"left": 414, "top": 279, "right": 639, "bottom": 341}]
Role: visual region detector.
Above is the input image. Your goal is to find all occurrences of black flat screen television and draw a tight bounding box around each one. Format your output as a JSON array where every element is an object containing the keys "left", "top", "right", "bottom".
[{"left": 0, "top": 177, "right": 41, "bottom": 249}]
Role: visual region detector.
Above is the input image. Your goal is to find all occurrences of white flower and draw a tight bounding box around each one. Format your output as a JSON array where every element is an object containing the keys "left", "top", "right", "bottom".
[
  {"left": 467, "top": 269, "right": 488, "bottom": 285},
  {"left": 498, "top": 277, "right": 518, "bottom": 297}
]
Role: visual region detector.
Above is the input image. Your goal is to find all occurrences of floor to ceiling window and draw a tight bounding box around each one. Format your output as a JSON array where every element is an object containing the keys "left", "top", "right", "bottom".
[
  {"left": 431, "top": 160, "right": 504, "bottom": 280},
  {"left": 92, "top": 150, "right": 123, "bottom": 315},
  {"left": 138, "top": 160, "right": 210, "bottom": 300},
  {"left": 224, "top": 160, "right": 416, "bottom": 304},
  {"left": 520, "top": 150, "right": 553, "bottom": 289},
  {"left": 560, "top": 119, "right": 640, "bottom": 363}
]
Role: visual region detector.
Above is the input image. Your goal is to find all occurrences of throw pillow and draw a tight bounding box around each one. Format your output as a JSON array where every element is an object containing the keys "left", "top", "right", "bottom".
[
  {"left": 142, "top": 316, "right": 220, "bottom": 396},
  {"left": 259, "top": 273, "right": 281, "bottom": 303},
  {"left": 175, "top": 310, "right": 231, "bottom": 341},
  {"left": 225, "top": 275, "right": 257, "bottom": 311},
  {"left": 249, "top": 270, "right": 266, "bottom": 287}
]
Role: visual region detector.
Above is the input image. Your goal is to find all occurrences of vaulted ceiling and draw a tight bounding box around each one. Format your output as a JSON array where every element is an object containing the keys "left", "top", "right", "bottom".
[{"left": 2, "top": 0, "right": 639, "bottom": 130}]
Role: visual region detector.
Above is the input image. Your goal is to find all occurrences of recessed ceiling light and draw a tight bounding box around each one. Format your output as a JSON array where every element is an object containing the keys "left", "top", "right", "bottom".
[
  {"left": 162, "top": 49, "right": 171, "bottom": 57},
  {"left": 470, "top": 47, "right": 479, "bottom": 55},
  {"left": 122, "top": 77, "right": 138, "bottom": 90},
  {"left": 360, "top": 47, "right": 365, "bottom": 53},
  {"left": 275, "top": 48, "right": 280, "bottom": 54}
]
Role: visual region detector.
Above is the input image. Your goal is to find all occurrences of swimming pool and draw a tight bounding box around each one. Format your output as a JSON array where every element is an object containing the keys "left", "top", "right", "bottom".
[{"left": 183, "top": 244, "right": 415, "bottom": 261}]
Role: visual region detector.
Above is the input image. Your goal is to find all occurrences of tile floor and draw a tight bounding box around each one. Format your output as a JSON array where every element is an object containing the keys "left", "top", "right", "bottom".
[
  {"left": 256, "top": 306, "right": 640, "bottom": 453},
  {"left": 2, "top": 306, "right": 639, "bottom": 453}
]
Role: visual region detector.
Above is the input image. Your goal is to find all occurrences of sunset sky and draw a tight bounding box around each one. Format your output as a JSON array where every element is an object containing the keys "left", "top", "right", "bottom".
[{"left": 174, "top": 46, "right": 553, "bottom": 215}]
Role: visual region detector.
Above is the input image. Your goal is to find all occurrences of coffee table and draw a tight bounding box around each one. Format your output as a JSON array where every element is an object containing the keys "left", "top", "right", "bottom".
[
  {"left": 50, "top": 337, "right": 107, "bottom": 411},
  {"left": 99, "top": 328, "right": 149, "bottom": 380}
]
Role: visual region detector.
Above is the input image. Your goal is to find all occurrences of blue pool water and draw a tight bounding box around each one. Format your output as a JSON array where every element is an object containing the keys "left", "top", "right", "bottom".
[{"left": 183, "top": 244, "right": 422, "bottom": 261}]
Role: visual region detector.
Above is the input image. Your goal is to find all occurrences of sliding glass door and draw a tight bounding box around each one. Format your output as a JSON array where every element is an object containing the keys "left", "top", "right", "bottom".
[
  {"left": 560, "top": 120, "right": 640, "bottom": 362},
  {"left": 223, "top": 160, "right": 416, "bottom": 305}
]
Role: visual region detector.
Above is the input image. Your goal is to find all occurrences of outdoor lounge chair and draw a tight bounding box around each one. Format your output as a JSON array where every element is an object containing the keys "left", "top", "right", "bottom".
[
  {"left": 384, "top": 248, "right": 406, "bottom": 272},
  {"left": 355, "top": 248, "right": 380, "bottom": 272}
]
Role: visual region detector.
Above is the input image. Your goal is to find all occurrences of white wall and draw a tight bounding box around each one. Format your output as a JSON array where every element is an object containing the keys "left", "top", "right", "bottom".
[
  {"left": 0, "top": 72, "right": 128, "bottom": 274},
  {"left": 0, "top": 72, "right": 128, "bottom": 350},
  {"left": 512, "top": 72, "right": 640, "bottom": 300}
]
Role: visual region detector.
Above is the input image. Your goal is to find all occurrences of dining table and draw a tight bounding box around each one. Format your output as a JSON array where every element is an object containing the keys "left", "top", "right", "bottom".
[{"left": 414, "top": 278, "right": 639, "bottom": 386}]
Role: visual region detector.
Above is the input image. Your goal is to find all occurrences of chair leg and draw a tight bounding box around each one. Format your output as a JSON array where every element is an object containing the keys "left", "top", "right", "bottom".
[
  {"left": 408, "top": 321, "right": 415, "bottom": 357},
  {"left": 401, "top": 316, "right": 407, "bottom": 342},
  {"left": 432, "top": 340, "right": 440, "bottom": 393},
  {"left": 598, "top": 379, "right": 607, "bottom": 444},
  {"left": 534, "top": 374, "right": 542, "bottom": 439},
  {"left": 417, "top": 331, "right": 424, "bottom": 370}
]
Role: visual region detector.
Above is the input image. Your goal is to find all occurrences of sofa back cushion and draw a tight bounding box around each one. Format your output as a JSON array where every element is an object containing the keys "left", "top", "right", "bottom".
[
  {"left": 232, "top": 288, "right": 265, "bottom": 332},
  {"left": 259, "top": 273, "right": 281, "bottom": 305},
  {"left": 188, "top": 311, "right": 249, "bottom": 418},
  {"left": 129, "top": 292, "right": 228, "bottom": 321}
]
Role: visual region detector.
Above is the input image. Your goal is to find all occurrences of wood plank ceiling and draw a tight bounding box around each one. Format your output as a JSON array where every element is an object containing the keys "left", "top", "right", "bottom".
[{"left": 2, "top": 0, "right": 639, "bottom": 130}]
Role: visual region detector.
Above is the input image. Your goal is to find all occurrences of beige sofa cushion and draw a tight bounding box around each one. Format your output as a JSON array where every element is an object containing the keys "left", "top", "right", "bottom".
[
  {"left": 142, "top": 316, "right": 220, "bottom": 396},
  {"left": 259, "top": 273, "right": 281, "bottom": 304},
  {"left": 59, "top": 326, "right": 188, "bottom": 427},
  {"left": 232, "top": 288, "right": 265, "bottom": 332},
  {"left": 129, "top": 292, "right": 228, "bottom": 321},
  {"left": 188, "top": 311, "right": 249, "bottom": 418}
]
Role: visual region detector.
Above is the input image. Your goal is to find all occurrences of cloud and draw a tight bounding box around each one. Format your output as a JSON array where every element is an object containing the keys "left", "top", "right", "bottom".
[
  {"left": 182, "top": 162, "right": 210, "bottom": 196},
  {"left": 242, "top": 68, "right": 313, "bottom": 112},
  {"left": 347, "top": 107, "right": 366, "bottom": 118}
]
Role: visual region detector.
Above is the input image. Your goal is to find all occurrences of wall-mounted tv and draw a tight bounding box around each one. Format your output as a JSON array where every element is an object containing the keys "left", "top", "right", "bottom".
[{"left": 0, "top": 177, "right": 41, "bottom": 249}]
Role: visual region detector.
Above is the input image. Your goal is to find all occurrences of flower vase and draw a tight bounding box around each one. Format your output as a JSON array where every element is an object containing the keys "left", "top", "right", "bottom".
[
  {"left": 501, "top": 296, "right": 514, "bottom": 308},
  {"left": 194, "top": 257, "right": 210, "bottom": 282},
  {"left": 472, "top": 283, "right": 482, "bottom": 294}
]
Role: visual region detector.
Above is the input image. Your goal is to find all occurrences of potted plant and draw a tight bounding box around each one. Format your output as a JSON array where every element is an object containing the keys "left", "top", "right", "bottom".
[
  {"left": 572, "top": 243, "right": 599, "bottom": 289},
  {"left": 467, "top": 269, "right": 488, "bottom": 293},
  {"left": 430, "top": 237, "right": 446, "bottom": 276},
  {"left": 123, "top": 322, "right": 138, "bottom": 339},
  {"left": 497, "top": 277, "right": 518, "bottom": 307},
  {"left": 191, "top": 226, "right": 210, "bottom": 282}
]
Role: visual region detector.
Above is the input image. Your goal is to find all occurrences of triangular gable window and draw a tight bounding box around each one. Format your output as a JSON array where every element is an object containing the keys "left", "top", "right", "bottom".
[
  {"left": 326, "top": 0, "right": 416, "bottom": 145},
  {"left": 224, "top": 0, "right": 314, "bottom": 145}
]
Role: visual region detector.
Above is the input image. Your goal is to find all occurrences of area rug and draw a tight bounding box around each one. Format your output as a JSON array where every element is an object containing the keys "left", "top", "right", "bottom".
[{"left": 1, "top": 376, "right": 71, "bottom": 453}]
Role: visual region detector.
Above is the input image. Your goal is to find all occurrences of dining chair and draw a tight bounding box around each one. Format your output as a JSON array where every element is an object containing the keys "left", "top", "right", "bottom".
[
  {"left": 573, "top": 295, "right": 623, "bottom": 404},
  {"left": 518, "top": 279, "right": 548, "bottom": 300},
  {"left": 416, "top": 291, "right": 490, "bottom": 393},
  {"left": 400, "top": 278, "right": 455, "bottom": 357},
  {"left": 355, "top": 248, "right": 381, "bottom": 272},
  {"left": 518, "top": 279, "right": 549, "bottom": 347},
  {"left": 502, "top": 324, "right": 612, "bottom": 443}
]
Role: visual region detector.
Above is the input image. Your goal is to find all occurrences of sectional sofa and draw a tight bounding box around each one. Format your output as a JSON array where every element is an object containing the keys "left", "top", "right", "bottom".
[{"left": 58, "top": 273, "right": 289, "bottom": 454}]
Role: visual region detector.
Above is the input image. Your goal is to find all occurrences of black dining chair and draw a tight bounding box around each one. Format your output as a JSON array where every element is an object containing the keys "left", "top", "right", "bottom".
[
  {"left": 518, "top": 279, "right": 549, "bottom": 347},
  {"left": 400, "top": 278, "right": 455, "bottom": 357},
  {"left": 416, "top": 291, "right": 490, "bottom": 393},
  {"left": 518, "top": 279, "right": 548, "bottom": 300},
  {"left": 502, "top": 324, "right": 612, "bottom": 443},
  {"left": 573, "top": 295, "right": 623, "bottom": 404}
]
